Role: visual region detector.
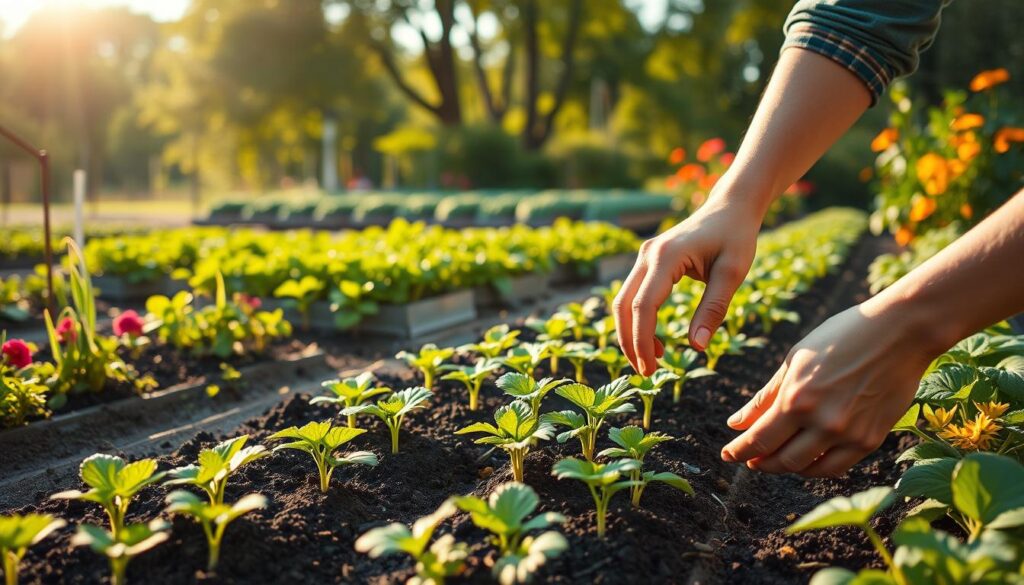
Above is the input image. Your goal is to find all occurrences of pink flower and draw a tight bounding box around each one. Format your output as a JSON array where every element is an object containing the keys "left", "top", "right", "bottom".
[
  {"left": 238, "top": 294, "right": 262, "bottom": 310},
  {"left": 113, "top": 310, "right": 145, "bottom": 337},
  {"left": 56, "top": 317, "right": 77, "bottom": 344},
  {"left": 696, "top": 138, "right": 727, "bottom": 162},
  {"left": 2, "top": 339, "right": 32, "bottom": 368}
]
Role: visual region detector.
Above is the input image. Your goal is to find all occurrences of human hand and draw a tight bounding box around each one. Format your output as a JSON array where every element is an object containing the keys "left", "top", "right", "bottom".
[
  {"left": 613, "top": 195, "right": 760, "bottom": 376},
  {"left": 721, "top": 302, "right": 939, "bottom": 477}
]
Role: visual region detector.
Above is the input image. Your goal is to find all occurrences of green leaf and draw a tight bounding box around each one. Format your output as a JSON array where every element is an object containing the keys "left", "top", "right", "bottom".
[
  {"left": 952, "top": 453, "right": 1024, "bottom": 527},
  {"left": 895, "top": 457, "right": 958, "bottom": 504},
  {"left": 643, "top": 471, "right": 694, "bottom": 496},
  {"left": 894, "top": 442, "right": 959, "bottom": 464},
  {"left": 787, "top": 487, "right": 894, "bottom": 532},
  {"left": 916, "top": 363, "right": 981, "bottom": 402},
  {"left": 0, "top": 514, "right": 66, "bottom": 549},
  {"left": 891, "top": 403, "right": 921, "bottom": 432}
]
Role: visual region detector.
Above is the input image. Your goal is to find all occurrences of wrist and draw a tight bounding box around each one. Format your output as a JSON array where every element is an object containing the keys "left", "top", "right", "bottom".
[
  {"left": 862, "top": 282, "right": 961, "bottom": 363},
  {"left": 707, "top": 170, "right": 776, "bottom": 223}
]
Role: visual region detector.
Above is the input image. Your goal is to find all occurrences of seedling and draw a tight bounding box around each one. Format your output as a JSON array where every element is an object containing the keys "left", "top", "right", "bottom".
[
  {"left": 592, "top": 347, "right": 631, "bottom": 379},
  {"left": 52, "top": 454, "right": 165, "bottom": 538},
  {"left": 551, "top": 458, "right": 641, "bottom": 536},
  {"left": 313, "top": 372, "right": 392, "bottom": 427},
  {"left": 598, "top": 426, "right": 693, "bottom": 506},
  {"left": 501, "top": 342, "right": 551, "bottom": 378},
  {"left": 627, "top": 370, "right": 680, "bottom": 429},
  {"left": 703, "top": 330, "right": 765, "bottom": 371},
  {"left": 440, "top": 358, "right": 502, "bottom": 411},
  {"left": 330, "top": 279, "right": 379, "bottom": 330},
  {"left": 273, "top": 275, "right": 324, "bottom": 330},
  {"left": 453, "top": 482, "right": 567, "bottom": 585},
  {"left": 591, "top": 280, "right": 622, "bottom": 312},
  {"left": 71, "top": 520, "right": 169, "bottom": 585},
  {"left": 526, "top": 316, "right": 571, "bottom": 373},
  {"left": 355, "top": 500, "right": 467, "bottom": 585},
  {"left": 495, "top": 372, "right": 568, "bottom": 414},
  {"left": 562, "top": 342, "right": 595, "bottom": 384},
  {"left": 341, "top": 387, "right": 432, "bottom": 454},
  {"left": 657, "top": 347, "right": 715, "bottom": 403},
  {"left": 0, "top": 514, "right": 65, "bottom": 585},
  {"left": 397, "top": 344, "right": 455, "bottom": 389},
  {"left": 542, "top": 377, "right": 637, "bottom": 461},
  {"left": 165, "top": 491, "right": 267, "bottom": 571},
  {"left": 456, "top": 401, "right": 553, "bottom": 483},
  {"left": 459, "top": 324, "right": 520, "bottom": 359},
  {"left": 165, "top": 435, "right": 269, "bottom": 505},
  {"left": 585, "top": 316, "right": 616, "bottom": 351},
  {"left": 0, "top": 372, "right": 49, "bottom": 428},
  {"left": 268, "top": 421, "right": 378, "bottom": 493},
  {"left": 555, "top": 298, "right": 599, "bottom": 340}
]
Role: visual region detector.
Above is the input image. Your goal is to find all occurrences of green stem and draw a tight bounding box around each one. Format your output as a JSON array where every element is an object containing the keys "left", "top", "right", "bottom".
[
  {"left": 573, "top": 362, "right": 585, "bottom": 384},
  {"left": 389, "top": 423, "right": 400, "bottom": 454},
  {"left": 469, "top": 383, "right": 480, "bottom": 411},
  {"left": 110, "top": 557, "right": 127, "bottom": 585},
  {"left": 630, "top": 469, "right": 642, "bottom": 507},
  {"left": 863, "top": 524, "right": 898, "bottom": 581},
  {"left": 510, "top": 448, "right": 525, "bottom": 483},
  {"left": 642, "top": 397, "right": 653, "bottom": 430},
  {"left": 594, "top": 490, "right": 609, "bottom": 537},
  {"left": 315, "top": 455, "right": 331, "bottom": 493},
  {"left": 206, "top": 521, "right": 224, "bottom": 571},
  {"left": 550, "top": 355, "right": 559, "bottom": 373},
  {"left": 347, "top": 413, "right": 356, "bottom": 428},
  {"left": 4, "top": 550, "right": 20, "bottom": 585},
  {"left": 672, "top": 379, "right": 683, "bottom": 404},
  {"left": 598, "top": 336, "right": 607, "bottom": 350},
  {"left": 423, "top": 371, "right": 433, "bottom": 389}
]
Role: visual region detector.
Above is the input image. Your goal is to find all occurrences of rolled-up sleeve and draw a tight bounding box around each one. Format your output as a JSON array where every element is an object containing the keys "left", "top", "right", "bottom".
[{"left": 781, "top": 0, "right": 951, "bottom": 105}]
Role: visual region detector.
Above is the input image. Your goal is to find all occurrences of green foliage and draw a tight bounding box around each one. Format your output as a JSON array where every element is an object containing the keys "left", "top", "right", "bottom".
[
  {"left": 0, "top": 514, "right": 65, "bottom": 585},
  {"left": 397, "top": 344, "right": 455, "bottom": 389},
  {"left": 627, "top": 370, "right": 680, "bottom": 429},
  {"left": 562, "top": 342, "right": 596, "bottom": 384},
  {"left": 272, "top": 275, "right": 324, "bottom": 330},
  {"left": 598, "top": 426, "right": 693, "bottom": 506},
  {"left": 591, "top": 347, "right": 631, "bottom": 380},
  {"left": 355, "top": 500, "right": 467, "bottom": 585},
  {"left": 453, "top": 483, "right": 567, "bottom": 584},
  {"left": 542, "top": 377, "right": 637, "bottom": 461},
  {"left": 526, "top": 316, "right": 571, "bottom": 373},
  {"left": 341, "top": 387, "right": 433, "bottom": 454},
  {"left": 71, "top": 520, "right": 169, "bottom": 585},
  {"left": 458, "top": 325, "right": 521, "bottom": 360},
  {"left": 657, "top": 347, "right": 716, "bottom": 403},
  {"left": 313, "top": 372, "right": 392, "bottom": 428},
  {"left": 268, "top": 421, "right": 378, "bottom": 493},
  {"left": 501, "top": 343, "right": 552, "bottom": 379},
  {"left": 440, "top": 358, "right": 502, "bottom": 411},
  {"left": 52, "top": 454, "right": 164, "bottom": 539},
  {"left": 0, "top": 369, "right": 49, "bottom": 428},
  {"left": 551, "top": 458, "right": 641, "bottom": 537},
  {"left": 165, "top": 435, "right": 269, "bottom": 505},
  {"left": 456, "top": 401, "right": 554, "bottom": 483},
  {"left": 495, "top": 372, "right": 568, "bottom": 414},
  {"left": 165, "top": 491, "right": 267, "bottom": 571},
  {"left": 330, "top": 280, "right": 379, "bottom": 330}
]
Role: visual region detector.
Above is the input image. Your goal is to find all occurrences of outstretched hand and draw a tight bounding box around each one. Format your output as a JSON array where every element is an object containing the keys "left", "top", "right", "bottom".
[{"left": 613, "top": 197, "right": 759, "bottom": 376}]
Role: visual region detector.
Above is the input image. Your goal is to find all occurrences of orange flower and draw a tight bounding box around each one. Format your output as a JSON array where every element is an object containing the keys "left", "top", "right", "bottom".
[
  {"left": 916, "top": 153, "right": 949, "bottom": 195},
  {"left": 858, "top": 167, "right": 873, "bottom": 182},
  {"left": 665, "top": 176, "right": 680, "bottom": 189},
  {"left": 948, "top": 159, "right": 967, "bottom": 179},
  {"left": 871, "top": 128, "right": 898, "bottom": 152},
  {"left": 719, "top": 152, "right": 736, "bottom": 167},
  {"left": 676, "top": 163, "right": 706, "bottom": 182},
  {"left": 969, "top": 68, "right": 1010, "bottom": 92},
  {"left": 994, "top": 127, "right": 1024, "bottom": 154},
  {"left": 951, "top": 113, "right": 985, "bottom": 131},
  {"left": 957, "top": 140, "right": 981, "bottom": 162},
  {"left": 669, "top": 147, "right": 686, "bottom": 165},
  {"left": 909, "top": 196, "right": 937, "bottom": 222},
  {"left": 895, "top": 226, "right": 914, "bottom": 246},
  {"left": 699, "top": 172, "right": 721, "bottom": 191},
  {"left": 976, "top": 401, "right": 1010, "bottom": 420},
  {"left": 696, "top": 138, "right": 726, "bottom": 162},
  {"left": 960, "top": 203, "right": 974, "bottom": 219}
]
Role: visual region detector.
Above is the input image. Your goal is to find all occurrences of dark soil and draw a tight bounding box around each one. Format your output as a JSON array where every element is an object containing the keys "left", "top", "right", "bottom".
[{"left": 3, "top": 237, "right": 903, "bottom": 585}]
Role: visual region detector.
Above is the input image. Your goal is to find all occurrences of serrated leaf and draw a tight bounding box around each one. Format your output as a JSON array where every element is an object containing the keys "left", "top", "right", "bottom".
[{"left": 895, "top": 457, "right": 957, "bottom": 504}]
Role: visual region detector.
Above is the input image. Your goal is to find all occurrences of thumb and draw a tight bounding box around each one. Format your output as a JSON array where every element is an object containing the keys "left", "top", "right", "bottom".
[{"left": 688, "top": 260, "right": 745, "bottom": 350}]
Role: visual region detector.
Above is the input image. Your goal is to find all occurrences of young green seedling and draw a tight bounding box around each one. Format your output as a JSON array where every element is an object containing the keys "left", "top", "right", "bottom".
[
  {"left": 556, "top": 298, "right": 599, "bottom": 340},
  {"left": 456, "top": 401, "right": 554, "bottom": 483},
  {"left": 165, "top": 491, "right": 267, "bottom": 571},
  {"left": 0, "top": 514, "right": 65, "bottom": 585},
  {"left": 341, "top": 387, "right": 432, "bottom": 454},
  {"left": 501, "top": 342, "right": 551, "bottom": 378},
  {"left": 355, "top": 500, "right": 467, "bottom": 585},
  {"left": 551, "top": 458, "right": 641, "bottom": 536},
  {"left": 627, "top": 370, "right": 680, "bottom": 429},
  {"left": 592, "top": 347, "right": 631, "bottom": 379},
  {"left": 526, "top": 316, "right": 571, "bottom": 373},
  {"left": 703, "top": 330, "right": 765, "bottom": 371},
  {"left": 453, "top": 482, "right": 567, "bottom": 585},
  {"left": 562, "top": 342, "right": 595, "bottom": 384},
  {"left": 71, "top": 520, "right": 169, "bottom": 585},
  {"left": 657, "top": 347, "right": 716, "bottom": 403},
  {"left": 440, "top": 358, "right": 502, "bottom": 411},
  {"left": 584, "top": 316, "right": 616, "bottom": 351},
  {"left": 590, "top": 281, "right": 622, "bottom": 313},
  {"left": 397, "top": 344, "right": 455, "bottom": 389},
  {"left": 598, "top": 426, "right": 693, "bottom": 506},
  {"left": 313, "top": 372, "right": 392, "bottom": 427},
  {"left": 495, "top": 372, "right": 568, "bottom": 414},
  {"left": 51, "top": 454, "right": 165, "bottom": 538},
  {"left": 541, "top": 377, "right": 637, "bottom": 461},
  {"left": 268, "top": 421, "right": 378, "bottom": 493},
  {"left": 165, "top": 435, "right": 269, "bottom": 505},
  {"left": 458, "top": 324, "right": 520, "bottom": 359}
]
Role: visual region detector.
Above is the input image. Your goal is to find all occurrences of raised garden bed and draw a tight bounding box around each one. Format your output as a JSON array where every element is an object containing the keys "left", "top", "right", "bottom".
[
  {"left": 473, "top": 272, "right": 550, "bottom": 308},
  {"left": 361, "top": 289, "right": 477, "bottom": 338}
]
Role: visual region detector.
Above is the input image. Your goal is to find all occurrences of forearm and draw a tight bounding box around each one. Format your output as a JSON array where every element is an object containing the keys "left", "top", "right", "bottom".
[
  {"left": 868, "top": 191, "right": 1024, "bottom": 355},
  {"left": 717, "top": 48, "right": 870, "bottom": 218}
]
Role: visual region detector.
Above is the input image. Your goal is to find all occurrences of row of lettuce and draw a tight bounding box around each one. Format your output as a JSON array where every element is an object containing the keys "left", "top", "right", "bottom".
[
  {"left": 206, "top": 189, "right": 675, "bottom": 227},
  {"left": 0, "top": 207, "right": 868, "bottom": 585}
]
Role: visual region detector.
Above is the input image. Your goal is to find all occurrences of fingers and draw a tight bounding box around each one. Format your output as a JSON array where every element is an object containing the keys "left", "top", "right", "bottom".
[
  {"left": 720, "top": 405, "right": 799, "bottom": 463},
  {"left": 689, "top": 259, "right": 746, "bottom": 351},
  {"left": 727, "top": 365, "right": 786, "bottom": 430},
  {"left": 654, "top": 337, "right": 665, "bottom": 359},
  {"left": 613, "top": 259, "right": 647, "bottom": 370},
  {"left": 631, "top": 261, "right": 675, "bottom": 376},
  {"left": 747, "top": 430, "right": 833, "bottom": 474},
  {"left": 799, "top": 445, "right": 870, "bottom": 478}
]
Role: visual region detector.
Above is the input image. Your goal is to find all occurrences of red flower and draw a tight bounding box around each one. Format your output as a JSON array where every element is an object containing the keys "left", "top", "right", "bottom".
[
  {"left": 238, "top": 293, "right": 262, "bottom": 310},
  {"left": 56, "top": 317, "right": 77, "bottom": 344},
  {"left": 668, "top": 147, "right": 686, "bottom": 165},
  {"left": 719, "top": 152, "right": 736, "bottom": 167},
  {"left": 113, "top": 310, "right": 145, "bottom": 337},
  {"left": 696, "top": 138, "right": 726, "bottom": 162},
  {"left": 2, "top": 339, "right": 32, "bottom": 369}
]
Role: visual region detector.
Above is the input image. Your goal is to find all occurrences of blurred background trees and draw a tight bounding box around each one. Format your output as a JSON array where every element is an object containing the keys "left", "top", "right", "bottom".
[{"left": 0, "top": 0, "right": 1021, "bottom": 207}]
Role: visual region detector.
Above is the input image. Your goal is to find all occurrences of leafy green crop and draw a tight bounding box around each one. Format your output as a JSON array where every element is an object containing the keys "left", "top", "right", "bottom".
[
  {"left": 0, "top": 368, "right": 49, "bottom": 428},
  {"left": 591, "top": 347, "right": 631, "bottom": 380},
  {"left": 165, "top": 435, "right": 269, "bottom": 505},
  {"left": 457, "top": 401, "right": 553, "bottom": 483},
  {"left": 440, "top": 358, "right": 502, "bottom": 411},
  {"left": 501, "top": 342, "right": 551, "bottom": 379},
  {"left": 52, "top": 454, "right": 165, "bottom": 538},
  {"left": 273, "top": 275, "right": 324, "bottom": 331},
  {"left": 313, "top": 372, "right": 392, "bottom": 428},
  {"left": 453, "top": 483, "right": 567, "bottom": 584},
  {"left": 657, "top": 347, "right": 715, "bottom": 403},
  {"left": 584, "top": 316, "right": 617, "bottom": 351},
  {"left": 329, "top": 280, "right": 379, "bottom": 330},
  {"left": 459, "top": 324, "right": 520, "bottom": 359},
  {"left": 341, "top": 387, "right": 432, "bottom": 454},
  {"left": 495, "top": 372, "right": 568, "bottom": 414},
  {"left": 526, "top": 316, "right": 571, "bottom": 373},
  {"left": 627, "top": 370, "right": 680, "bottom": 429},
  {"left": 0, "top": 514, "right": 65, "bottom": 585},
  {"left": 598, "top": 426, "right": 693, "bottom": 506},
  {"left": 355, "top": 500, "right": 467, "bottom": 585},
  {"left": 562, "top": 342, "right": 596, "bottom": 384},
  {"left": 397, "top": 344, "right": 455, "bottom": 389},
  {"left": 542, "top": 377, "right": 637, "bottom": 461},
  {"left": 71, "top": 520, "right": 169, "bottom": 585},
  {"left": 268, "top": 421, "right": 378, "bottom": 492},
  {"left": 551, "top": 458, "right": 641, "bottom": 536},
  {"left": 165, "top": 491, "right": 267, "bottom": 571}
]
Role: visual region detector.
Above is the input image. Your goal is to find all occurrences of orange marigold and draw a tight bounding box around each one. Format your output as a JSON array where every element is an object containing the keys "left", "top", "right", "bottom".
[
  {"left": 969, "top": 68, "right": 1010, "bottom": 92},
  {"left": 916, "top": 153, "right": 950, "bottom": 196},
  {"left": 676, "top": 163, "right": 706, "bottom": 182},
  {"left": 895, "top": 226, "right": 914, "bottom": 247},
  {"left": 951, "top": 113, "right": 985, "bottom": 131},
  {"left": 909, "top": 196, "right": 937, "bottom": 222},
  {"left": 871, "top": 128, "right": 899, "bottom": 152},
  {"left": 994, "top": 127, "right": 1024, "bottom": 154},
  {"left": 957, "top": 141, "right": 981, "bottom": 162},
  {"left": 696, "top": 138, "right": 726, "bottom": 162},
  {"left": 669, "top": 147, "right": 686, "bottom": 165},
  {"left": 960, "top": 203, "right": 974, "bottom": 219}
]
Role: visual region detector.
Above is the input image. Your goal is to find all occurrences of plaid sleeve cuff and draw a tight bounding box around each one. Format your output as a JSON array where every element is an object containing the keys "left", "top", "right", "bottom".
[{"left": 781, "top": 23, "right": 893, "bottom": 106}]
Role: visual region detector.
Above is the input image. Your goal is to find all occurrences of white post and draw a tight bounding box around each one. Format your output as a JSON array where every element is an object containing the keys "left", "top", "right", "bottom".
[
  {"left": 73, "top": 169, "right": 86, "bottom": 246},
  {"left": 321, "top": 115, "right": 339, "bottom": 192}
]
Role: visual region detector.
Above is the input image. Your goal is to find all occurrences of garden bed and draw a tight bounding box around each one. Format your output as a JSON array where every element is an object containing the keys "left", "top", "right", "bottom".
[{"left": 0, "top": 234, "right": 892, "bottom": 584}]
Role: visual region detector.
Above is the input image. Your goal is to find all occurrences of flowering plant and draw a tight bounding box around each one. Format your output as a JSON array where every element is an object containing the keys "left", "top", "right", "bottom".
[{"left": 869, "top": 68, "right": 1024, "bottom": 245}]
